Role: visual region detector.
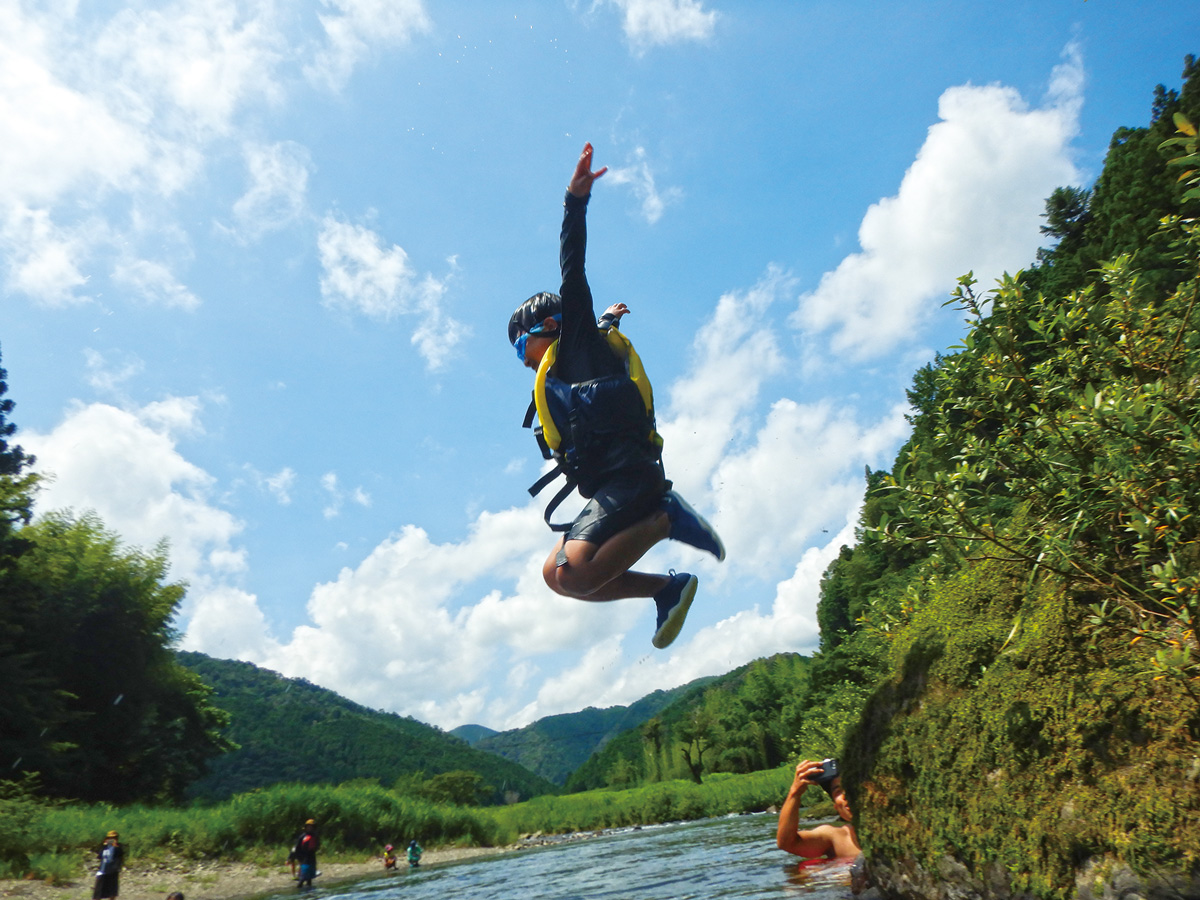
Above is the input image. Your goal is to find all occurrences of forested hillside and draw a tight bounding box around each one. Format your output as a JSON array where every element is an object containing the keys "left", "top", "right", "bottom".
[
  {"left": 179, "top": 652, "right": 557, "bottom": 804},
  {"left": 473, "top": 677, "right": 713, "bottom": 785},
  {"left": 818, "top": 55, "right": 1200, "bottom": 899},
  {"left": 565, "top": 653, "right": 810, "bottom": 792},
  {"left": 0, "top": 389, "right": 231, "bottom": 804}
]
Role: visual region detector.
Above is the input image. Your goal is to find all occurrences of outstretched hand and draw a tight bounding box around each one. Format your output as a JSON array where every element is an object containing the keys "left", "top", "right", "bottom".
[{"left": 568, "top": 142, "right": 608, "bottom": 198}]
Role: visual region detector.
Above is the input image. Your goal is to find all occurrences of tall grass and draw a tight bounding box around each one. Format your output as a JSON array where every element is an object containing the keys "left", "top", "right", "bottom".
[
  {"left": 488, "top": 767, "right": 799, "bottom": 836},
  {"left": 3, "top": 781, "right": 509, "bottom": 878}
]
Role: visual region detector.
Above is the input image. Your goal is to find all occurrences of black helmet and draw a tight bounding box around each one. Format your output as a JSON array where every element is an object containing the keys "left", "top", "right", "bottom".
[{"left": 508, "top": 292, "right": 562, "bottom": 345}]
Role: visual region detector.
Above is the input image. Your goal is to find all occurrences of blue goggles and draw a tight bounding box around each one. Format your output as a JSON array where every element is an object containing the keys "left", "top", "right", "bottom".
[{"left": 514, "top": 314, "right": 561, "bottom": 362}]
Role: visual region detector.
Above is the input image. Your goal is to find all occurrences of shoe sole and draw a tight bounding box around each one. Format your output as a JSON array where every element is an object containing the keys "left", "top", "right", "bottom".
[
  {"left": 652, "top": 574, "right": 698, "bottom": 649},
  {"left": 668, "top": 492, "right": 726, "bottom": 562}
]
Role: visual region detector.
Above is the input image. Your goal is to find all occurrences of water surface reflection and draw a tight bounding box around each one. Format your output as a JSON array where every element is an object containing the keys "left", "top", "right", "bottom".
[{"left": 304, "top": 813, "right": 854, "bottom": 900}]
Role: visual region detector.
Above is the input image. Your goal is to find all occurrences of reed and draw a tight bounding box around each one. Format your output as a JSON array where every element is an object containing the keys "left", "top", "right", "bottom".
[
  {"left": 487, "top": 767, "right": 797, "bottom": 835},
  {"left": 2, "top": 780, "right": 508, "bottom": 875}
]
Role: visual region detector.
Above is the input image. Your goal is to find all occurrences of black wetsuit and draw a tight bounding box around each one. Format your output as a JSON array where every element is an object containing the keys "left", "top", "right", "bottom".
[{"left": 552, "top": 191, "right": 668, "bottom": 548}]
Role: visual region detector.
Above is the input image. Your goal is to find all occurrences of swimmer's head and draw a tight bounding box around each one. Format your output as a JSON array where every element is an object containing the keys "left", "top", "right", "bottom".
[{"left": 814, "top": 759, "right": 852, "bottom": 822}]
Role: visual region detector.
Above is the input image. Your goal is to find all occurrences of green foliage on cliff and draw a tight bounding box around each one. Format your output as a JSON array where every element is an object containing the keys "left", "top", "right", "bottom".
[
  {"left": 848, "top": 561, "right": 1198, "bottom": 898},
  {"left": 179, "top": 652, "right": 557, "bottom": 805},
  {"left": 826, "top": 56, "right": 1200, "bottom": 899}
]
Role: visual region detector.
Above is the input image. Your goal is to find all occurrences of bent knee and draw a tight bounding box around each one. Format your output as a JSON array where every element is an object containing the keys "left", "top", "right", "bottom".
[
  {"left": 545, "top": 559, "right": 606, "bottom": 599},
  {"left": 544, "top": 566, "right": 592, "bottom": 598}
]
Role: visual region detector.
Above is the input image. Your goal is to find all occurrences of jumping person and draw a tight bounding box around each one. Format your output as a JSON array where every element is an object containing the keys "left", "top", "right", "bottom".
[
  {"left": 776, "top": 758, "right": 861, "bottom": 859},
  {"left": 509, "top": 142, "right": 725, "bottom": 650}
]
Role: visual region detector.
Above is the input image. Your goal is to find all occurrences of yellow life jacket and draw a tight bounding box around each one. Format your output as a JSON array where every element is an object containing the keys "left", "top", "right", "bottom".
[
  {"left": 523, "top": 325, "right": 663, "bottom": 531},
  {"left": 532, "top": 326, "right": 659, "bottom": 453}
]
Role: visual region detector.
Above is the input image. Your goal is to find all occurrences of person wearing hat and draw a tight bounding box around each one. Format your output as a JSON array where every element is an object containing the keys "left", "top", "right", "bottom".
[
  {"left": 288, "top": 819, "right": 320, "bottom": 888},
  {"left": 776, "top": 759, "right": 861, "bottom": 859},
  {"left": 406, "top": 839, "right": 423, "bottom": 868},
  {"left": 93, "top": 830, "right": 125, "bottom": 899},
  {"left": 382, "top": 844, "right": 397, "bottom": 870}
]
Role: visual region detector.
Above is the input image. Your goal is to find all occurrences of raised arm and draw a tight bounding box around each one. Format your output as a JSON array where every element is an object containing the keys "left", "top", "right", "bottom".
[
  {"left": 559, "top": 144, "right": 607, "bottom": 330},
  {"left": 776, "top": 760, "right": 836, "bottom": 858}
]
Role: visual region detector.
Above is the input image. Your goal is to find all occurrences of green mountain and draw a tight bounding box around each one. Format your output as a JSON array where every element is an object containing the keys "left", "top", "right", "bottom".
[
  {"left": 178, "top": 651, "right": 556, "bottom": 803},
  {"left": 472, "top": 676, "right": 717, "bottom": 785},
  {"left": 449, "top": 724, "right": 498, "bottom": 746},
  {"left": 565, "top": 652, "right": 811, "bottom": 792}
]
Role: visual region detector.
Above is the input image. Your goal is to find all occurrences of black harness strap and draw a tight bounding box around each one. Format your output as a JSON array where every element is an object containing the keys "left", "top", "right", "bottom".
[{"left": 527, "top": 463, "right": 576, "bottom": 533}]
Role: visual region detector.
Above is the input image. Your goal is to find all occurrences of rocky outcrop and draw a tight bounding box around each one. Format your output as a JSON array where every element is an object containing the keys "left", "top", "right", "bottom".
[{"left": 861, "top": 854, "right": 1200, "bottom": 900}]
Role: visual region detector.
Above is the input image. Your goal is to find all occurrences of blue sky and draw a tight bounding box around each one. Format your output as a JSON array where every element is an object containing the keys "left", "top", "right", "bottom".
[{"left": 3, "top": 0, "right": 1195, "bottom": 730}]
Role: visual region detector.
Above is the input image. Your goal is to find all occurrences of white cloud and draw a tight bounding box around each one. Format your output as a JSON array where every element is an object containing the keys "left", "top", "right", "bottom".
[
  {"left": 657, "top": 267, "right": 790, "bottom": 499},
  {"left": 0, "top": 30, "right": 150, "bottom": 208},
  {"left": 320, "top": 470, "right": 372, "bottom": 518},
  {"left": 605, "top": 146, "right": 682, "bottom": 224},
  {"left": 305, "top": 0, "right": 431, "bottom": 91},
  {"left": 23, "top": 398, "right": 244, "bottom": 588},
  {"left": 321, "top": 470, "right": 342, "bottom": 518},
  {"left": 606, "top": 0, "right": 718, "bottom": 54},
  {"left": 111, "top": 257, "right": 201, "bottom": 310},
  {"left": 792, "top": 48, "right": 1083, "bottom": 361},
  {"left": 227, "top": 141, "right": 312, "bottom": 240},
  {"left": 267, "top": 468, "right": 297, "bottom": 505},
  {"left": 0, "top": 206, "right": 93, "bottom": 304},
  {"left": 89, "top": 0, "right": 286, "bottom": 143},
  {"left": 317, "top": 215, "right": 465, "bottom": 370},
  {"left": 0, "top": 0, "right": 285, "bottom": 305},
  {"left": 245, "top": 506, "right": 604, "bottom": 715},
  {"left": 242, "top": 465, "right": 299, "bottom": 505},
  {"left": 84, "top": 349, "right": 146, "bottom": 397},
  {"left": 710, "top": 399, "right": 910, "bottom": 573},
  {"left": 181, "top": 585, "right": 277, "bottom": 660}
]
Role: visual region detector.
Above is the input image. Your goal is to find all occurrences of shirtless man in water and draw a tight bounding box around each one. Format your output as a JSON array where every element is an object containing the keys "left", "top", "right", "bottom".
[{"left": 776, "top": 758, "right": 861, "bottom": 859}]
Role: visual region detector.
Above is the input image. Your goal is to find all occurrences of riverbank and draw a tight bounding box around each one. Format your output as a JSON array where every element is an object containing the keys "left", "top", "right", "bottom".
[{"left": 0, "top": 847, "right": 511, "bottom": 900}]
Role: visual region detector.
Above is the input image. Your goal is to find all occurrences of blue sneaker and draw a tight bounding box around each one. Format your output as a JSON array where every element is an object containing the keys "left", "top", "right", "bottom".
[
  {"left": 662, "top": 491, "right": 726, "bottom": 561},
  {"left": 652, "top": 571, "right": 698, "bottom": 649}
]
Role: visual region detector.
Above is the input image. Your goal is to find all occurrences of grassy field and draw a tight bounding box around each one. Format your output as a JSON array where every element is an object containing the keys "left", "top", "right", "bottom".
[{"left": 488, "top": 767, "right": 808, "bottom": 835}]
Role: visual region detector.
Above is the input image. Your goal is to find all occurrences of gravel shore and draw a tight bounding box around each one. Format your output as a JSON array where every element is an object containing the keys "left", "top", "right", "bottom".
[{"left": 0, "top": 847, "right": 510, "bottom": 900}]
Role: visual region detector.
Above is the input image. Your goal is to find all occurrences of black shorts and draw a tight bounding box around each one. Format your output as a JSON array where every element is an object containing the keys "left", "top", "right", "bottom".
[{"left": 558, "top": 464, "right": 669, "bottom": 565}]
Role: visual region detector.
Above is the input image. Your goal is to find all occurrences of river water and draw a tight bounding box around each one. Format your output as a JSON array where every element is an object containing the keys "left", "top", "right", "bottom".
[{"left": 305, "top": 813, "right": 857, "bottom": 900}]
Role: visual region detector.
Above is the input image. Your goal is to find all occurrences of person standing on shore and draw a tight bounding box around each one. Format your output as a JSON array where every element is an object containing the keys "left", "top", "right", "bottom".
[
  {"left": 776, "top": 759, "right": 861, "bottom": 859},
  {"left": 288, "top": 819, "right": 320, "bottom": 888},
  {"left": 93, "top": 830, "right": 124, "bottom": 900}
]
